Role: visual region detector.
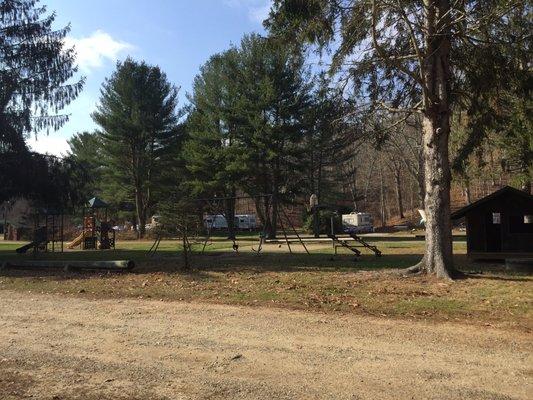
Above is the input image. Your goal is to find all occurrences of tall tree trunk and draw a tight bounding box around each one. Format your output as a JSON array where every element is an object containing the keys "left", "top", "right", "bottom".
[
  {"left": 394, "top": 167, "right": 405, "bottom": 219},
  {"left": 268, "top": 160, "right": 280, "bottom": 239},
  {"left": 410, "top": 0, "right": 454, "bottom": 279},
  {"left": 181, "top": 229, "right": 190, "bottom": 270},
  {"left": 269, "top": 193, "right": 278, "bottom": 239},
  {"left": 224, "top": 193, "right": 236, "bottom": 240},
  {"left": 379, "top": 162, "right": 386, "bottom": 227},
  {"left": 135, "top": 188, "right": 146, "bottom": 239},
  {"left": 418, "top": 112, "right": 453, "bottom": 278},
  {"left": 347, "top": 162, "right": 358, "bottom": 211},
  {"left": 520, "top": 158, "right": 532, "bottom": 194},
  {"left": 464, "top": 179, "right": 472, "bottom": 204},
  {"left": 417, "top": 148, "right": 426, "bottom": 208}
]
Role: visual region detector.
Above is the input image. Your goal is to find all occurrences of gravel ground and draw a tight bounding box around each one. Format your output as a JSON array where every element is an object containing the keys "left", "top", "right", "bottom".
[{"left": 0, "top": 290, "right": 531, "bottom": 400}]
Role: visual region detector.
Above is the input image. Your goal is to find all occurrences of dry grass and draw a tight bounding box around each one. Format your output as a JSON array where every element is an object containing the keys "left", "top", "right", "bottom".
[{"left": 0, "top": 237, "right": 531, "bottom": 331}]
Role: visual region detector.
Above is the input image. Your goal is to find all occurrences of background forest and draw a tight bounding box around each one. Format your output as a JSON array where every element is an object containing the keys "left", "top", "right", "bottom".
[{"left": 1, "top": 0, "right": 531, "bottom": 246}]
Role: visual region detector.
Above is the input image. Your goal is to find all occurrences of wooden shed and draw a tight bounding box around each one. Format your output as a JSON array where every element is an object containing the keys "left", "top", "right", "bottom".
[{"left": 451, "top": 186, "right": 533, "bottom": 259}]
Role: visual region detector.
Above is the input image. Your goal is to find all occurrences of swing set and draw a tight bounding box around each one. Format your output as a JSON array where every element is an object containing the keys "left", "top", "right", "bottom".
[
  {"left": 198, "top": 194, "right": 309, "bottom": 255},
  {"left": 146, "top": 194, "right": 310, "bottom": 257}
]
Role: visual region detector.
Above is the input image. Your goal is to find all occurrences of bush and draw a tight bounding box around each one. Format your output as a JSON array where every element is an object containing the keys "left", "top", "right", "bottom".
[{"left": 302, "top": 210, "right": 343, "bottom": 235}]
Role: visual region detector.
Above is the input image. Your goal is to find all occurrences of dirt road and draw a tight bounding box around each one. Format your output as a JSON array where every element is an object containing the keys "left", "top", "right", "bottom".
[{"left": 0, "top": 290, "right": 530, "bottom": 400}]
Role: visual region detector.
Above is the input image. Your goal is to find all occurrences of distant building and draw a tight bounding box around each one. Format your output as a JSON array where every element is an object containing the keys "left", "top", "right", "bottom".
[{"left": 451, "top": 186, "right": 533, "bottom": 259}]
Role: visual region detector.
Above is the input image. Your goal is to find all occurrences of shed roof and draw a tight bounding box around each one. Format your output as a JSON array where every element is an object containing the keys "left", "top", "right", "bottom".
[
  {"left": 88, "top": 197, "right": 108, "bottom": 209},
  {"left": 451, "top": 186, "right": 533, "bottom": 219}
]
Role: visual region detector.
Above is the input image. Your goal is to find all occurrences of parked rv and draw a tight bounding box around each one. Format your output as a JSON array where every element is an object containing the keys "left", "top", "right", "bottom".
[
  {"left": 342, "top": 212, "right": 374, "bottom": 234},
  {"left": 204, "top": 215, "right": 229, "bottom": 230},
  {"left": 204, "top": 214, "right": 257, "bottom": 231},
  {"left": 235, "top": 214, "right": 257, "bottom": 230}
]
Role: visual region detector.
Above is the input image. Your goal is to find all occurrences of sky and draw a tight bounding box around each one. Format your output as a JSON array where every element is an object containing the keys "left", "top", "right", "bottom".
[{"left": 28, "top": 0, "right": 272, "bottom": 156}]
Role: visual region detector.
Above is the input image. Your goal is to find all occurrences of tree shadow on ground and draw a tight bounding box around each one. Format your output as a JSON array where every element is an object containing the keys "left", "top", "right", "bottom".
[
  {"left": 459, "top": 274, "right": 532, "bottom": 282},
  {"left": 1, "top": 248, "right": 527, "bottom": 282},
  {"left": 0, "top": 248, "right": 422, "bottom": 279}
]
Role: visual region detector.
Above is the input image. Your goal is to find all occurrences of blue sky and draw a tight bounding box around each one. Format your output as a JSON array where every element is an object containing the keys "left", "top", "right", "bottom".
[{"left": 28, "top": 0, "right": 272, "bottom": 155}]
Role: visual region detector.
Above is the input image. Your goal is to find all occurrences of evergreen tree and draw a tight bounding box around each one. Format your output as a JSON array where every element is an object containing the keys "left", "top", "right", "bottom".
[
  {"left": 266, "top": 0, "right": 521, "bottom": 278},
  {"left": 67, "top": 131, "right": 103, "bottom": 198},
  {"left": 304, "top": 76, "right": 351, "bottom": 205},
  {"left": 184, "top": 35, "right": 313, "bottom": 238},
  {"left": 92, "top": 59, "right": 181, "bottom": 238},
  {"left": 452, "top": 3, "right": 532, "bottom": 193},
  {"left": 183, "top": 49, "right": 243, "bottom": 238},
  {"left": 230, "top": 34, "right": 313, "bottom": 237},
  {"left": 0, "top": 0, "right": 84, "bottom": 199}
]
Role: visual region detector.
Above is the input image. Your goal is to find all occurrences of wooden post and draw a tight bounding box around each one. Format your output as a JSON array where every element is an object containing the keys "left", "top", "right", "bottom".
[
  {"left": 281, "top": 206, "right": 309, "bottom": 255},
  {"left": 277, "top": 207, "right": 292, "bottom": 254},
  {"left": 61, "top": 213, "right": 64, "bottom": 253}
]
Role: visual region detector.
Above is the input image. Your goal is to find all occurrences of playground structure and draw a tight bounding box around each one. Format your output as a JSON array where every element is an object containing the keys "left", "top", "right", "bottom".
[
  {"left": 16, "top": 209, "right": 65, "bottom": 254},
  {"left": 307, "top": 194, "right": 382, "bottom": 257},
  {"left": 328, "top": 232, "right": 382, "bottom": 256},
  {"left": 199, "top": 194, "right": 310, "bottom": 255},
  {"left": 145, "top": 194, "right": 310, "bottom": 257},
  {"left": 67, "top": 197, "right": 115, "bottom": 250},
  {"left": 147, "top": 194, "right": 380, "bottom": 258}
]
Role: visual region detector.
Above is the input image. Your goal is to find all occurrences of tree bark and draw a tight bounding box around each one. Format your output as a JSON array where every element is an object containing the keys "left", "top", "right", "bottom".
[
  {"left": 464, "top": 179, "right": 472, "bottom": 204},
  {"left": 181, "top": 229, "right": 190, "bottom": 270},
  {"left": 416, "top": 113, "right": 454, "bottom": 278},
  {"left": 410, "top": 0, "right": 454, "bottom": 279},
  {"left": 135, "top": 188, "right": 146, "bottom": 239},
  {"left": 379, "top": 162, "right": 386, "bottom": 227},
  {"left": 224, "top": 194, "right": 236, "bottom": 240},
  {"left": 268, "top": 159, "right": 280, "bottom": 239},
  {"left": 269, "top": 193, "right": 278, "bottom": 239},
  {"left": 417, "top": 153, "right": 426, "bottom": 208},
  {"left": 394, "top": 167, "right": 405, "bottom": 219}
]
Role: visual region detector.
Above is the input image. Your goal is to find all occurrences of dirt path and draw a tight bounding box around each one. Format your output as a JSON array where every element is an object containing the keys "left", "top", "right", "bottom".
[{"left": 0, "top": 290, "right": 530, "bottom": 400}]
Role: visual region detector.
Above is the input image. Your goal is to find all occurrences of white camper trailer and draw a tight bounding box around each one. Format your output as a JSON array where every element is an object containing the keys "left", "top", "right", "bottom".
[
  {"left": 342, "top": 212, "right": 374, "bottom": 234},
  {"left": 235, "top": 214, "right": 257, "bottom": 230},
  {"left": 204, "top": 214, "right": 258, "bottom": 231},
  {"left": 204, "top": 214, "right": 228, "bottom": 230}
]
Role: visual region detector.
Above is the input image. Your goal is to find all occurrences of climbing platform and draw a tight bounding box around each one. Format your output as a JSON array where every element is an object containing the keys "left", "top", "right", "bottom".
[
  {"left": 328, "top": 234, "right": 361, "bottom": 256},
  {"left": 348, "top": 233, "right": 382, "bottom": 257}
]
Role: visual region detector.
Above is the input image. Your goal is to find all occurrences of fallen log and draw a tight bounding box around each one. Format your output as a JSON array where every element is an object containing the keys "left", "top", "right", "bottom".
[{"left": 0, "top": 260, "right": 135, "bottom": 272}]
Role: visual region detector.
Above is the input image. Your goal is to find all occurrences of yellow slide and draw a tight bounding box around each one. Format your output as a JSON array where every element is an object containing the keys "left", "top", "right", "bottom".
[{"left": 67, "top": 233, "right": 84, "bottom": 249}]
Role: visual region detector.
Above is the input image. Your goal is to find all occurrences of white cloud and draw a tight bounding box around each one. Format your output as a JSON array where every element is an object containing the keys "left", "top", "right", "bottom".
[
  {"left": 224, "top": 0, "right": 272, "bottom": 24},
  {"left": 27, "top": 135, "right": 70, "bottom": 157},
  {"left": 248, "top": 3, "right": 271, "bottom": 23},
  {"left": 65, "top": 30, "right": 134, "bottom": 73}
]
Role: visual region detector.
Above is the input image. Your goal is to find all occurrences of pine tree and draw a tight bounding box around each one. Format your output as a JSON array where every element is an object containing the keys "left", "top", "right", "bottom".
[
  {"left": 67, "top": 131, "right": 104, "bottom": 198},
  {"left": 304, "top": 76, "right": 351, "bottom": 205},
  {"left": 452, "top": 3, "right": 532, "bottom": 193},
  {"left": 230, "top": 34, "right": 313, "bottom": 238},
  {"left": 266, "top": 0, "right": 522, "bottom": 278},
  {"left": 183, "top": 49, "right": 243, "bottom": 238},
  {"left": 0, "top": 0, "right": 84, "bottom": 200},
  {"left": 185, "top": 35, "right": 313, "bottom": 238},
  {"left": 92, "top": 58, "right": 181, "bottom": 238}
]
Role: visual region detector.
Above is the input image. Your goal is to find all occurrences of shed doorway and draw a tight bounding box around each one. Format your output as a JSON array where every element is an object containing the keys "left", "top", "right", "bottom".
[{"left": 485, "top": 212, "right": 502, "bottom": 252}]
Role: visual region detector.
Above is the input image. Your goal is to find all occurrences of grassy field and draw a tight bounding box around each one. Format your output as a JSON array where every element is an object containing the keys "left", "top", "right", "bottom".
[{"left": 0, "top": 237, "right": 531, "bottom": 331}]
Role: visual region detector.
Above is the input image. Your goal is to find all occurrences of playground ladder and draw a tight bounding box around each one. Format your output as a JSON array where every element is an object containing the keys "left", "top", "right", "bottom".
[
  {"left": 349, "top": 233, "right": 382, "bottom": 257},
  {"left": 328, "top": 234, "right": 361, "bottom": 256}
]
